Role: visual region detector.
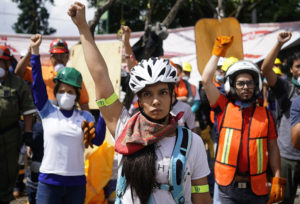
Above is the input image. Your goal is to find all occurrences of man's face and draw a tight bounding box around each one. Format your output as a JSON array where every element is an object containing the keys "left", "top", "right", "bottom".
[
  {"left": 234, "top": 73, "right": 255, "bottom": 101},
  {"left": 290, "top": 59, "right": 300, "bottom": 79},
  {"left": 50, "top": 53, "right": 69, "bottom": 66}
]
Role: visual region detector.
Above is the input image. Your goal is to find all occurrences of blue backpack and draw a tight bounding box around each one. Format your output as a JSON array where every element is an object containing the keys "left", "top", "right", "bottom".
[{"left": 115, "top": 126, "right": 192, "bottom": 204}]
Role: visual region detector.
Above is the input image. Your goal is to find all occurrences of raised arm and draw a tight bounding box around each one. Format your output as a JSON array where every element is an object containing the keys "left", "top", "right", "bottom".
[
  {"left": 15, "top": 47, "right": 31, "bottom": 78},
  {"left": 122, "top": 26, "right": 137, "bottom": 71},
  {"left": 68, "top": 2, "right": 123, "bottom": 136},
  {"left": 202, "top": 36, "right": 233, "bottom": 106},
  {"left": 30, "top": 34, "right": 48, "bottom": 111},
  {"left": 261, "top": 32, "right": 292, "bottom": 87}
]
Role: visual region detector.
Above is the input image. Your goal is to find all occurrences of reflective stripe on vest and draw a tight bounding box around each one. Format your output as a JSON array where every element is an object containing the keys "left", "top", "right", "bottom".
[{"left": 214, "top": 102, "right": 269, "bottom": 196}]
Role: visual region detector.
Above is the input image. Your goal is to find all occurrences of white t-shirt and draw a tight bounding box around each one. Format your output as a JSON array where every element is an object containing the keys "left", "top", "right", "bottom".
[
  {"left": 39, "top": 101, "right": 94, "bottom": 176},
  {"left": 115, "top": 108, "right": 210, "bottom": 204},
  {"left": 171, "top": 100, "right": 196, "bottom": 129}
]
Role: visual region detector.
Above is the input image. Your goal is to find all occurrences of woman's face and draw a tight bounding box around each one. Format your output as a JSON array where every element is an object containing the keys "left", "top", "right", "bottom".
[
  {"left": 57, "top": 82, "right": 76, "bottom": 95},
  {"left": 138, "top": 82, "right": 172, "bottom": 121}
]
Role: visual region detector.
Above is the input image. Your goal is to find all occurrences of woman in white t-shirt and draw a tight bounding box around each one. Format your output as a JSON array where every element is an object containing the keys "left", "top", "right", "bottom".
[{"left": 68, "top": 2, "right": 211, "bottom": 204}]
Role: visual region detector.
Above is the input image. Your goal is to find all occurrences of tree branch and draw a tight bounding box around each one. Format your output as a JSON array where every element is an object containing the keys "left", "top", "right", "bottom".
[
  {"left": 162, "top": 0, "right": 187, "bottom": 28},
  {"left": 88, "top": 0, "right": 116, "bottom": 37},
  {"left": 235, "top": 0, "right": 245, "bottom": 19},
  {"left": 144, "top": 0, "right": 155, "bottom": 32}
]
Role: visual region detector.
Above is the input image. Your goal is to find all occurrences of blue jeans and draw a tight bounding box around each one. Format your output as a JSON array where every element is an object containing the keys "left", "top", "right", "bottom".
[
  {"left": 36, "top": 182, "right": 86, "bottom": 204},
  {"left": 218, "top": 184, "right": 268, "bottom": 204}
]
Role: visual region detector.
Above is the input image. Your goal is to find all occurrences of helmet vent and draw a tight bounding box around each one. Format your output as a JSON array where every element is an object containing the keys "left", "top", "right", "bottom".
[
  {"left": 152, "top": 57, "right": 158, "bottom": 65},
  {"left": 147, "top": 65, "right": 152, "bottom": 77},
  {"left": 158, "top": 68, "right": 166, "bottom": 77},
  {"left": 136, "top": 76, "right": 145, "bottom": 81},
  {"left": 170, "top": 70, "right": 177, "bottom": 78},
  {"left": 130, "top": 83, "right": 136, "bottom": 88}
]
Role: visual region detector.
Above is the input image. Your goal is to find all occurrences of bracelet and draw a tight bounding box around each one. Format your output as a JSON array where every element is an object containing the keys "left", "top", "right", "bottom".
[
  {"left": 191, "top": 185, "right": 209, "bottom": 194},
  {"left": 96, "top": 93, "right": 118, "bottom": 108}
]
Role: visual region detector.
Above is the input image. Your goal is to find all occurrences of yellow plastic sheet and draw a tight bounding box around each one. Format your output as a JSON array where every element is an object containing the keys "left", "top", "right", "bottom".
[
  {"left": 195, "top": 17, "right": 244, "bottom": 74},
  {"left": 84, "top": 141, "right": 115, "bottom": 204}
]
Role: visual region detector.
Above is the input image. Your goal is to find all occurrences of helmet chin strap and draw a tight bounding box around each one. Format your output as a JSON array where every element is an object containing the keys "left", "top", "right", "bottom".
[{"left": 139, "top": 107, "right": 169, "bottom": 124}]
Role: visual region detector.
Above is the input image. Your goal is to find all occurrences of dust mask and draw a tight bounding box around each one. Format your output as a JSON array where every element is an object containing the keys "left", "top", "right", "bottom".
[
  {"left": 56, "top": 93, "right": 76, "bottom": 110},
  {"left": 54, "top": 64, "right": 64, "bottom": 72},
  {"left": 0, "top": 67, "right": 6, "bottom": 78}
]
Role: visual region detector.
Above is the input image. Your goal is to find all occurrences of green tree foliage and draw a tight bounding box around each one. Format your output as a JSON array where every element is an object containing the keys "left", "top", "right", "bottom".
[
  {"left": 12, "top": 0, "right": 56, "bottom": 35},
  {"left": 88, "top": 0, "right": 300, "bottom": 33}
]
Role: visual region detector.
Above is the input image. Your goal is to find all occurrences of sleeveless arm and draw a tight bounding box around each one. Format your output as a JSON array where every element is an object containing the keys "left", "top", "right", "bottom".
[
  {"left": 201, "top": 55, "right": 221, "bottom": 106},
  {"left": 191, "top": 177, "right": 212, "bottom": 204},
  {"left": 70, "top": 3, "right": 123, "bottom": 136}
]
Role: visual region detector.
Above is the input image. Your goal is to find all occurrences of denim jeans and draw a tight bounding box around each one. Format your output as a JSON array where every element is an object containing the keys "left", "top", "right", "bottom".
[
  {"left": 36, "top": 182, "right": 86, "bottom": 204},
  {"left": 218, "top": 183, "right": 268, "bottom": 204}
]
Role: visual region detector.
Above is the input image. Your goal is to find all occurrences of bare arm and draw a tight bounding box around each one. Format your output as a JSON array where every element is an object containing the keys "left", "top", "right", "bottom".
[
  {"left": 291, "top": 123, "right": 300, "bottom": 150},
  {"left": 23, "top": 114, "right": 33, "bottom": 132},
  {"left": 268, "top": 139, "right": 281, "bottom": 177},
  {"left": 191, "top": 177, "right": 212, "bottom": 204},
  {"left": 122, "top": 26, "right": 137, "bottom": 71},
  {"left": 201, "top": 55, "right": 221, "bottom": 106},
  {"left": 15, "top": 47, "right": 31, "bottom": 78},
  {"left": 69, "top": 2, "right": 122, "bottom": 136},
  {"left": 261, "top": 32, "right": 292, "bottom": 87}
]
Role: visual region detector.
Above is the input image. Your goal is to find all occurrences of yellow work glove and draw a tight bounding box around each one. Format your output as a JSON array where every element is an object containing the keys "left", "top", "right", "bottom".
[
  {"left": 200, "top": 126, "right": 215, "bottom": 159},
  {"left": 267, "top": 177, "right": 286, "bottom": 204},
  {"left": 82, "top": 120, "right": 96, "bottom": 148},
  {"left": 212, "top": 36, "right": 234, "bottom": 57}
]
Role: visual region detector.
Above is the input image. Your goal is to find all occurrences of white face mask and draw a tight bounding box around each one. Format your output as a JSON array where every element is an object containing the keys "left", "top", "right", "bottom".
[
  {"left": 54, "top": 64, "right": 65, "bottom": 72},
  {"left": 0, "top": 67, "right": 6, "bottom": 78},
  {"left": 182, "top": 76, "right": 189, "bottom": 81},
  {"left": 56, "top": 93, "right": 76, "bottom": 110},
  {"left": 297, "top": 77, "right": 300, "bottom": 85}
]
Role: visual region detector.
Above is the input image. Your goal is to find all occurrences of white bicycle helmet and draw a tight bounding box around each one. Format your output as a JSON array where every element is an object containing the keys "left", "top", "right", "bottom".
[
  {"left": 129, "top": 57, "right": 177, "bottom": 94},
  {"left": 224, "top": 60, "right": 262, "bottom": 97}
]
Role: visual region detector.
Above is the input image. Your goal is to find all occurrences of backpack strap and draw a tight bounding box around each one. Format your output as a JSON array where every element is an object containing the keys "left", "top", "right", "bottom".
[
  {"left": 115, "top": 167, "right": 126, "bottom": 204},
  {"left": 168, "top": 126, "right": 192, "bottom": 204}
]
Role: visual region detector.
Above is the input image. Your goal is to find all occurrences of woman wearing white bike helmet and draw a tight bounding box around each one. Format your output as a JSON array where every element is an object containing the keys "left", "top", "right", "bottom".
[{"left": 68, "top": 2, "right": 211, "bottom": 204}]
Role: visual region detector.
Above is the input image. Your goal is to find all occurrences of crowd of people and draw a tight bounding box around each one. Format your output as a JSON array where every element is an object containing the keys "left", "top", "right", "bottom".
[{"left": 0, "top": 1, "right": 300, "bottom": 204}]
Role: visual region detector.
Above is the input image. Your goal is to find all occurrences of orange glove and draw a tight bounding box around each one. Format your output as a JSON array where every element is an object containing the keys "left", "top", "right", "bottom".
[
  {"left": 212, "top": 36, "right": 234, "bottom": 57},
  {"left": 267, "top": 177, "right": 286, "bottom": 204},
  {"left": 82, "top": 120, "right": 96, "bottom": 148}
]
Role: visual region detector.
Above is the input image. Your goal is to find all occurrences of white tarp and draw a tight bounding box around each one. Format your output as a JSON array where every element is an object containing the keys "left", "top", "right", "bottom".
[{"left": 0, "top": 20, "right": 299, "bottom": 86}]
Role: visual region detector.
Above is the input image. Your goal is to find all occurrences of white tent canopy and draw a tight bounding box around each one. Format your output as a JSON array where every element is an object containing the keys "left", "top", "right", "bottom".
[{"left": 1, "top": 20, "right": 300, "bottom": 86}]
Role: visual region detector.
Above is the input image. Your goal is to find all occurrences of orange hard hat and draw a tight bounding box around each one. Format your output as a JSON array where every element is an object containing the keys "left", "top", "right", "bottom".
[
  {"left": 0, "top": 45, "right": 11, "bottom": 60},
  {"left": 49, "top": 39, "right": 69, "bottom": 54}
]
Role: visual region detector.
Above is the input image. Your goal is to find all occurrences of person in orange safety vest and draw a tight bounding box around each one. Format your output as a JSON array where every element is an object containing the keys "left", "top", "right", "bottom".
[
  {"left": 170, "top": 59, "right": 194, "bottom": 106},
  {"left": 202, "top": 36, "right": 286, "bottom": 204}
]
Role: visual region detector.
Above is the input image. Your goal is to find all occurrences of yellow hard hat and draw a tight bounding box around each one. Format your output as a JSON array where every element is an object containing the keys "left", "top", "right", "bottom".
[
  {"left": 273, "top": 67, "right": 282, "bottom": 76},
  {"left": 182, "top": 62, "right": 192, "bottom": 72},
  {"left": 274, "top": 58, "right": 282, "bottom": 65},
  {"left": 221, "top": 57, "right": 238, "bottom": 72}
]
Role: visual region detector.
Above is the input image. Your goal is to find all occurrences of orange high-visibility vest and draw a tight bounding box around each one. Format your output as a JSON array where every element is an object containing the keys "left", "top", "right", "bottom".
[
  {"left": 175, "top": 79, "right": 189, "bottom": 97},
  {"left": 215, "top": 102, "right": 269, "bottom": 196}
]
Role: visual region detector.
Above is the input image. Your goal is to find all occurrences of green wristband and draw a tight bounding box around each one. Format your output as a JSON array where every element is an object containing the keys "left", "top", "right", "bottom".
[
  {"left": 96, "top": 92, "right": 118, "bottom": 108},
  {"left": 191, "top": 185, "right": 209, "bottom": 193}
]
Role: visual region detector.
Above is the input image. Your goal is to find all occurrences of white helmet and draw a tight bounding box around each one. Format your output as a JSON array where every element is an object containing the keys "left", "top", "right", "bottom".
[
  {"left": 129, "top": 57, "right": 177, "bottom": 94},
  {"left": 224, "top": 60, "right": 262, "bottom": 97}
]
